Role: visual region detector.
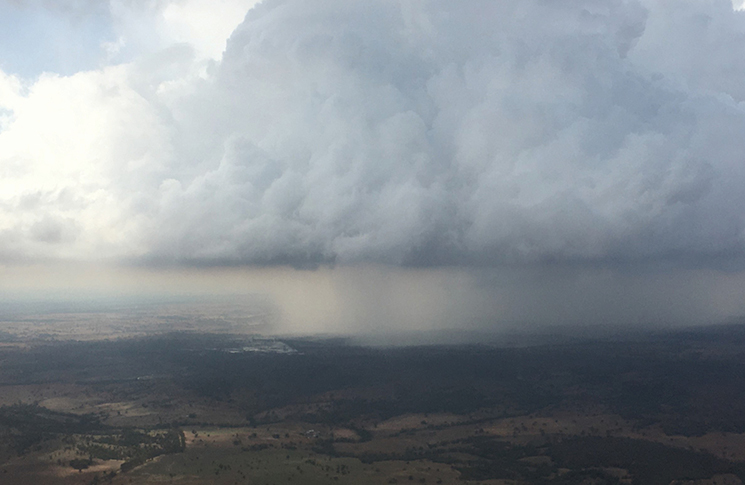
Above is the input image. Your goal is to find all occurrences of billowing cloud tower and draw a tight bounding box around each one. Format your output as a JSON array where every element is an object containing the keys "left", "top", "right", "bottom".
[{"left": 2, "top": 0, "right": 745, "bottom": 270}]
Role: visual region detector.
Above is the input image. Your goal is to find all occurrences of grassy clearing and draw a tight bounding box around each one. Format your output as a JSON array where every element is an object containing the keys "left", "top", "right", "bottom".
[{"left": 119, "top": 441, "right": 463, "bottom": 485}]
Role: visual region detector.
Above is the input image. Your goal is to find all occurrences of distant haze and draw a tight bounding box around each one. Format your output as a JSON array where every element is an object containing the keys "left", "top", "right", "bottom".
[
  {"left": 2, "top": 264, "right": 745, "bottom": 338},
  {"left": 2, "top": 0, "right": 745, "bottom": 335}
]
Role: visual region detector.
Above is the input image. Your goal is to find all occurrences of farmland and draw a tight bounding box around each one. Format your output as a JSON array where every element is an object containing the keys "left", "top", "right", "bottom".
[{"left": 2, "top": 305, "right": 745, "bottom": 484}]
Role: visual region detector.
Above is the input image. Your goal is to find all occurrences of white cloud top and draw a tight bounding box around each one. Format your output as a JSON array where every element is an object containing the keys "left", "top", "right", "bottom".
[{"left": 2, "top": 0, "right": 745, "bottom": 267}]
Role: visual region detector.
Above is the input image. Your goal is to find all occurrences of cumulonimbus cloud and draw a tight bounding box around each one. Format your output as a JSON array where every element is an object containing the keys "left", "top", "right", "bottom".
[{"left": 2, "top": 0, "right": 745, "bottom": 267}]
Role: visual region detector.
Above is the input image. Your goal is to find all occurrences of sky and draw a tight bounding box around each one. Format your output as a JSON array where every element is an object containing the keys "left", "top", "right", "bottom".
[{"left": 2, "top": 0, "right": 745, "bottom": 336}]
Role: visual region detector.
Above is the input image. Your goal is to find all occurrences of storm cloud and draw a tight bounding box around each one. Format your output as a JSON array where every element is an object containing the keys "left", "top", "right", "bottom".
[{"left": 2, "top": 0, "right": 745, "bottom": 269}]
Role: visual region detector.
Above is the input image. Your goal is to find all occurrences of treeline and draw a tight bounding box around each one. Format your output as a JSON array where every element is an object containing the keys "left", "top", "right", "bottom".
[
  {"left": 80, "top": 428, "right": 185, "bottom": 472},
  {"left": 0, "top": 402, "right": 185, "bottom": 475},
  {"left": 0, "top": 403, "right": 103, "bottom": 454},
  {"left": 174, "top": 332, "right": 745, "bottom": 436},
  {"left": 6, "top": 326, "right": 745, "bottom": 439}
]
